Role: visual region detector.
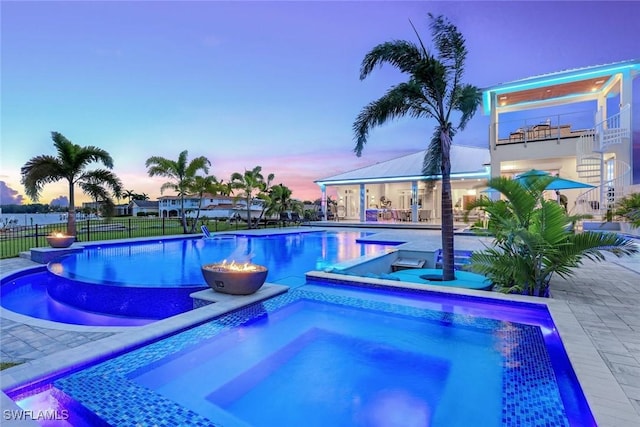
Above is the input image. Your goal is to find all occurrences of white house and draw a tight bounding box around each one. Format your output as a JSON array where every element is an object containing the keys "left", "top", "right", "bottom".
[
  {"left": 315, "top": 146, "right": 491, "bottom": 223},
  {"left": 130, "top": 200, "right": 159, "bottom": 217},
  {"left": 316, "top": 59, "right": 639, "bottom": 224},
  {"left": 158, "top": 194, "right": 239, "bottom": 218},
  {"left": 483, "top": 59, "right": 639, "bottom": 218}
]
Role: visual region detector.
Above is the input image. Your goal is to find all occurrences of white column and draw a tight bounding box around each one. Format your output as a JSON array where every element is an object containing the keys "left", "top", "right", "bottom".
[
  {"left": 490, "top": 93, "right": 499, "bottom": 151},
  {"left": 620, "top": 69, "right": 634, "bottom": 185},
  {"left": 320, "top": 185, "right": 327, "bottom": 221},
  {"left": 359, "top": 184, "right": 366, "bottom": 222},
  {"left": 620, "top": 70, "right": 633, "bottom": 139},
  {"left": 411, "top": 181, "right": 418, "bottom": 222}
]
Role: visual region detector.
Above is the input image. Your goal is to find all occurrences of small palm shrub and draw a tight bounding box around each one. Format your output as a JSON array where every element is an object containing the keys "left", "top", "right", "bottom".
[
  {"left": 467, "top": 176, "right": 637, "bottom": 297},
  {"left": 615, "top": 193, "right": 640, "bottom": 228}
]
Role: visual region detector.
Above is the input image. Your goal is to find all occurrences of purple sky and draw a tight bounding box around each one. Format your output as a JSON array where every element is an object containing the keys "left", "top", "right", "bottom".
[{"left": 2, "top": 1, "right": 639, "bottom": 204}]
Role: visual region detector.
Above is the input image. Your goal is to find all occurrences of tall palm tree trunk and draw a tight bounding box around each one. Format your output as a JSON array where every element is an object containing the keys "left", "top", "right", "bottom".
[
  {"left": 246, "top": 194, "right": 253, "bottom": 229},
  {"left": 440, "top": 131, "right": 455, "bottom": 281},
  {"left": 180, "top": 195, "right": 187, "bottom": 233},
  {"left": 67, "top": 180, "right": 77, "bottom": 237}
]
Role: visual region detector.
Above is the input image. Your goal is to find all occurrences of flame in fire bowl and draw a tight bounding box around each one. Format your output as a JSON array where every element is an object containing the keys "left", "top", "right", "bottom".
[
  {"left": 46, "top": 233, "right": 75, "bottom": 248},
  {"left": 201, "top": 261, "right": 268, "bottom": 295}
]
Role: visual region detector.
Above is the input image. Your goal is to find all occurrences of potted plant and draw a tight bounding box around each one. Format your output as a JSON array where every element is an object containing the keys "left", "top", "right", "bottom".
[{"left": 466, "top": 176, "right": 637, "bottom": 297}]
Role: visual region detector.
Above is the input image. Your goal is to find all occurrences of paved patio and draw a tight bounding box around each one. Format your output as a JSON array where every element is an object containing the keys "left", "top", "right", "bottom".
[{"left": 0, "top": 228, "right": 638, "bottom": 425}]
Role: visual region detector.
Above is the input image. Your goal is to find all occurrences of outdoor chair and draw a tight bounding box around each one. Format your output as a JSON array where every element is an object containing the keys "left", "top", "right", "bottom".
[{"left": 201, "top": 225, "right": 212, "bottom": 239}]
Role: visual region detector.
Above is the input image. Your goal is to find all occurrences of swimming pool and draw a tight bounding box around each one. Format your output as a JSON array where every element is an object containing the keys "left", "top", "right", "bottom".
[
  {"left": 0, "top": 231, "right": 398, "bottom": 325},
  {"left": 5, "top": 280, "right": 595, "bottom": 426}
]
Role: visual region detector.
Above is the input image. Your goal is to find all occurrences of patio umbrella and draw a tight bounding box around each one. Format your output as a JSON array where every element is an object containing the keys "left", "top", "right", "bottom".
[{"left": 514, "top": 169, "right": 594, "bottom": 190}]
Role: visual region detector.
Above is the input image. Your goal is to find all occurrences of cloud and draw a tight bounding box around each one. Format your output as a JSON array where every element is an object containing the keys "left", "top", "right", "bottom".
[
  {"left": 50, "top": 196, "right": 69, "bottom": 207},
  {"left": 0, "top": 181, "right": 25, "bottom": 205}
]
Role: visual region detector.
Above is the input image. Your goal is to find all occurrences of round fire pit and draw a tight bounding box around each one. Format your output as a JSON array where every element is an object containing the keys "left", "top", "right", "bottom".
[
  {"left": 46, "top": 234, "right": 75, "bottom": 248},
  {"left": 201, "top": 262, "right": 268, "bottom": 295}
]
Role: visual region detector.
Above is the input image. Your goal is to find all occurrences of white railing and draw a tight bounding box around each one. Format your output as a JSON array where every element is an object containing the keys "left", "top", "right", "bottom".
[
  {"left": 573, "top": 159, "right": 631, "bottom": 218},
  {"left": 576, "top": 131, "right": 601, "bottom": 183},
  {"left": 596, "top": 104, "right": 630, "bottom": 151},
  {"left": 493, "top": 109, "right": 593, "bottom": 146},
  {"left": 576, "top": 130, "right": 596, "bottom": 165}
]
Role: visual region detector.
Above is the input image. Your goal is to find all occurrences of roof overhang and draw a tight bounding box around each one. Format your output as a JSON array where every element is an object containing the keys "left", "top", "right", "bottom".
[
  {"left": 482, "top": 59, "right": 640, "bottom": 114},
  {"left": 315, "top": 168, "right": 491, "bottom": 187}
]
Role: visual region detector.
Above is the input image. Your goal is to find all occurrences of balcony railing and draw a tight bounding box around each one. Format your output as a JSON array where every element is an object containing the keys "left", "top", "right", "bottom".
[{"left": 491, "top": 109, "right": 593, "bottom": 149}]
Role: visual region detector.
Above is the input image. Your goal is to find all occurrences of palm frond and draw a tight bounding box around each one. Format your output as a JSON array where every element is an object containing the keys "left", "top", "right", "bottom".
[
  {"left": 72, "top": 146, "right": 114, "bottom": 170},
  {"left": 422, "top": 129, "right": 443, "bottom": 177},
  {"left": 159, "top": 182, "right": 178, "bottom": 194},
  {"left": 185, "top": 156, "right": 211, "bottom": 177},
  {"left": 359, "top": 40, "right": 424, "bottom": 80},
  {"left": 145, "top": 157, "right": 179, "bottom": 179},
  {"left": 79, "top": 169, "right": 123, "bottom": 196},
  {"left": 429, "top": 13, "right": 467, "bottom": 69},
  {"left": 412, "top": 59, "right": 447, "bottom": 109},
  {"left": 20, "top": 155, "right": 66, "bottom": 200},
  {"left": 455, "top": 84, "right": 482, "bottom": 130},
  {"left": 176, "top": 151, "right": 189, "bottom": 176},
  {"left": 353, "top": 81, "right": 427, "bottom": 156}
]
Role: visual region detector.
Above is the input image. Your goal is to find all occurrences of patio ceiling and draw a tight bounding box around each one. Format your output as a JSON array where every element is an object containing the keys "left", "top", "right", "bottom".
[
  {"left": 496, "top": 76, "right": 612, "bottom": 107},
  {"left": 482, "top": 59, "right": 640, "bottom": 114}
]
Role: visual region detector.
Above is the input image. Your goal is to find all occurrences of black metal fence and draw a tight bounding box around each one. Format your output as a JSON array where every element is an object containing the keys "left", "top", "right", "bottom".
[{"left": 0, "top": 217, "right": 296, "bottom": 259}]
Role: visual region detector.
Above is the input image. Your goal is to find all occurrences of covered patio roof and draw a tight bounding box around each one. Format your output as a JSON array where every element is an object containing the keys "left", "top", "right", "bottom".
[
  {"left": 315, "top": 146, "right": 490, "bottom": 186},
  {"left": 482, "top": 59, "right": 640, "bottom": 114}
]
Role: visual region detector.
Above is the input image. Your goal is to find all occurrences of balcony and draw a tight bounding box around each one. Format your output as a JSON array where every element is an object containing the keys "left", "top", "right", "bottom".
[{"left": 492, "top": 109, "right": 593, "bottom": 149}]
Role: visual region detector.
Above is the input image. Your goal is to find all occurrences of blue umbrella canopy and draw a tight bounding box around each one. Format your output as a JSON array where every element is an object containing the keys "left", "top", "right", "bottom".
[{"left": 514, "top": 169, "right": 594, "bottom": 190}]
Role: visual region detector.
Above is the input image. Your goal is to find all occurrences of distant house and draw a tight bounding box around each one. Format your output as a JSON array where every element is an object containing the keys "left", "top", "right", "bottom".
[
  {"left": 130, "top": 200, "right": 159, "bottom": 217},
  {"left": 158, "top": 195, "right": 239, "bottom": 218}
]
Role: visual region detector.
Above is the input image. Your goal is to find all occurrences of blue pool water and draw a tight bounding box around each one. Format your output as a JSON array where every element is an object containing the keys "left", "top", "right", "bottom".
[
  {"left": 7, "top": 281, "right": 595, "bottom": 426},
  {"left": 50, "top": 231, "right": 393, "bottom": 287},
  {"left": 0, "top": 231, "right": 397, "bottom": 325}
]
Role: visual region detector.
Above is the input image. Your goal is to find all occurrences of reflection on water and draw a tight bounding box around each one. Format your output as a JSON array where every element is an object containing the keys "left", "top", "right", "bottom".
[{"left": 52, "top": 232, "right": 398, "bottom": 287}]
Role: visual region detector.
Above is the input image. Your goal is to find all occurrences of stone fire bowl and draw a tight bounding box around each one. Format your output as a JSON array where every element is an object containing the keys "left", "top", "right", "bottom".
[
  {"left": 201, "top": 263, "right": 268, "bottom": 295},
  {"left": 46, "top": 235, "right": 76, "bottom": 248}
]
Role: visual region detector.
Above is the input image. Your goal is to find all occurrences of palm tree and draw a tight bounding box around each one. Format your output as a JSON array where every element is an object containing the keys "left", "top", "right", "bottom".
[
  {"left": 123, "top": 189, "right": 136, "bottom": 203},
  {"left": 230, "top": 166, "right": 274, "bottom": 229},
  {"left": 353, "top": 14, "right": 481, "bottom": 281},
  {"left": 145, "top": 150, "right": 210, "bottom": 233},
  {"left": 615, "top": 193, "right": 640, "bottom": 228},
  {"left": 21, "top": 131, "right": 122, "bottom": 236},
  {"left": 187, "top": 175, "right": 220, "bottom": 233},
  {"left": 217, "top": 180, "right": 233, "bottom": 197},
  {"left": 267, "top": 183, "right": 293, "bottom": 219},
  {"left": 467, "top": 175, "right": 638, "bottom": 296},
  {"left": 80, "top": 172, "right": 123, "bottom": 218}
]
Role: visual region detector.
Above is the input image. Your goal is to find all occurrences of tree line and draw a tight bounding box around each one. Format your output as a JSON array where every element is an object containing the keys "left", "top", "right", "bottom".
[
  {"left": 20, "top": 133, "right": 307, "bottom": 236},
  {"left": 0, "top": 204, "right": 67, "bottom": 214}
]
